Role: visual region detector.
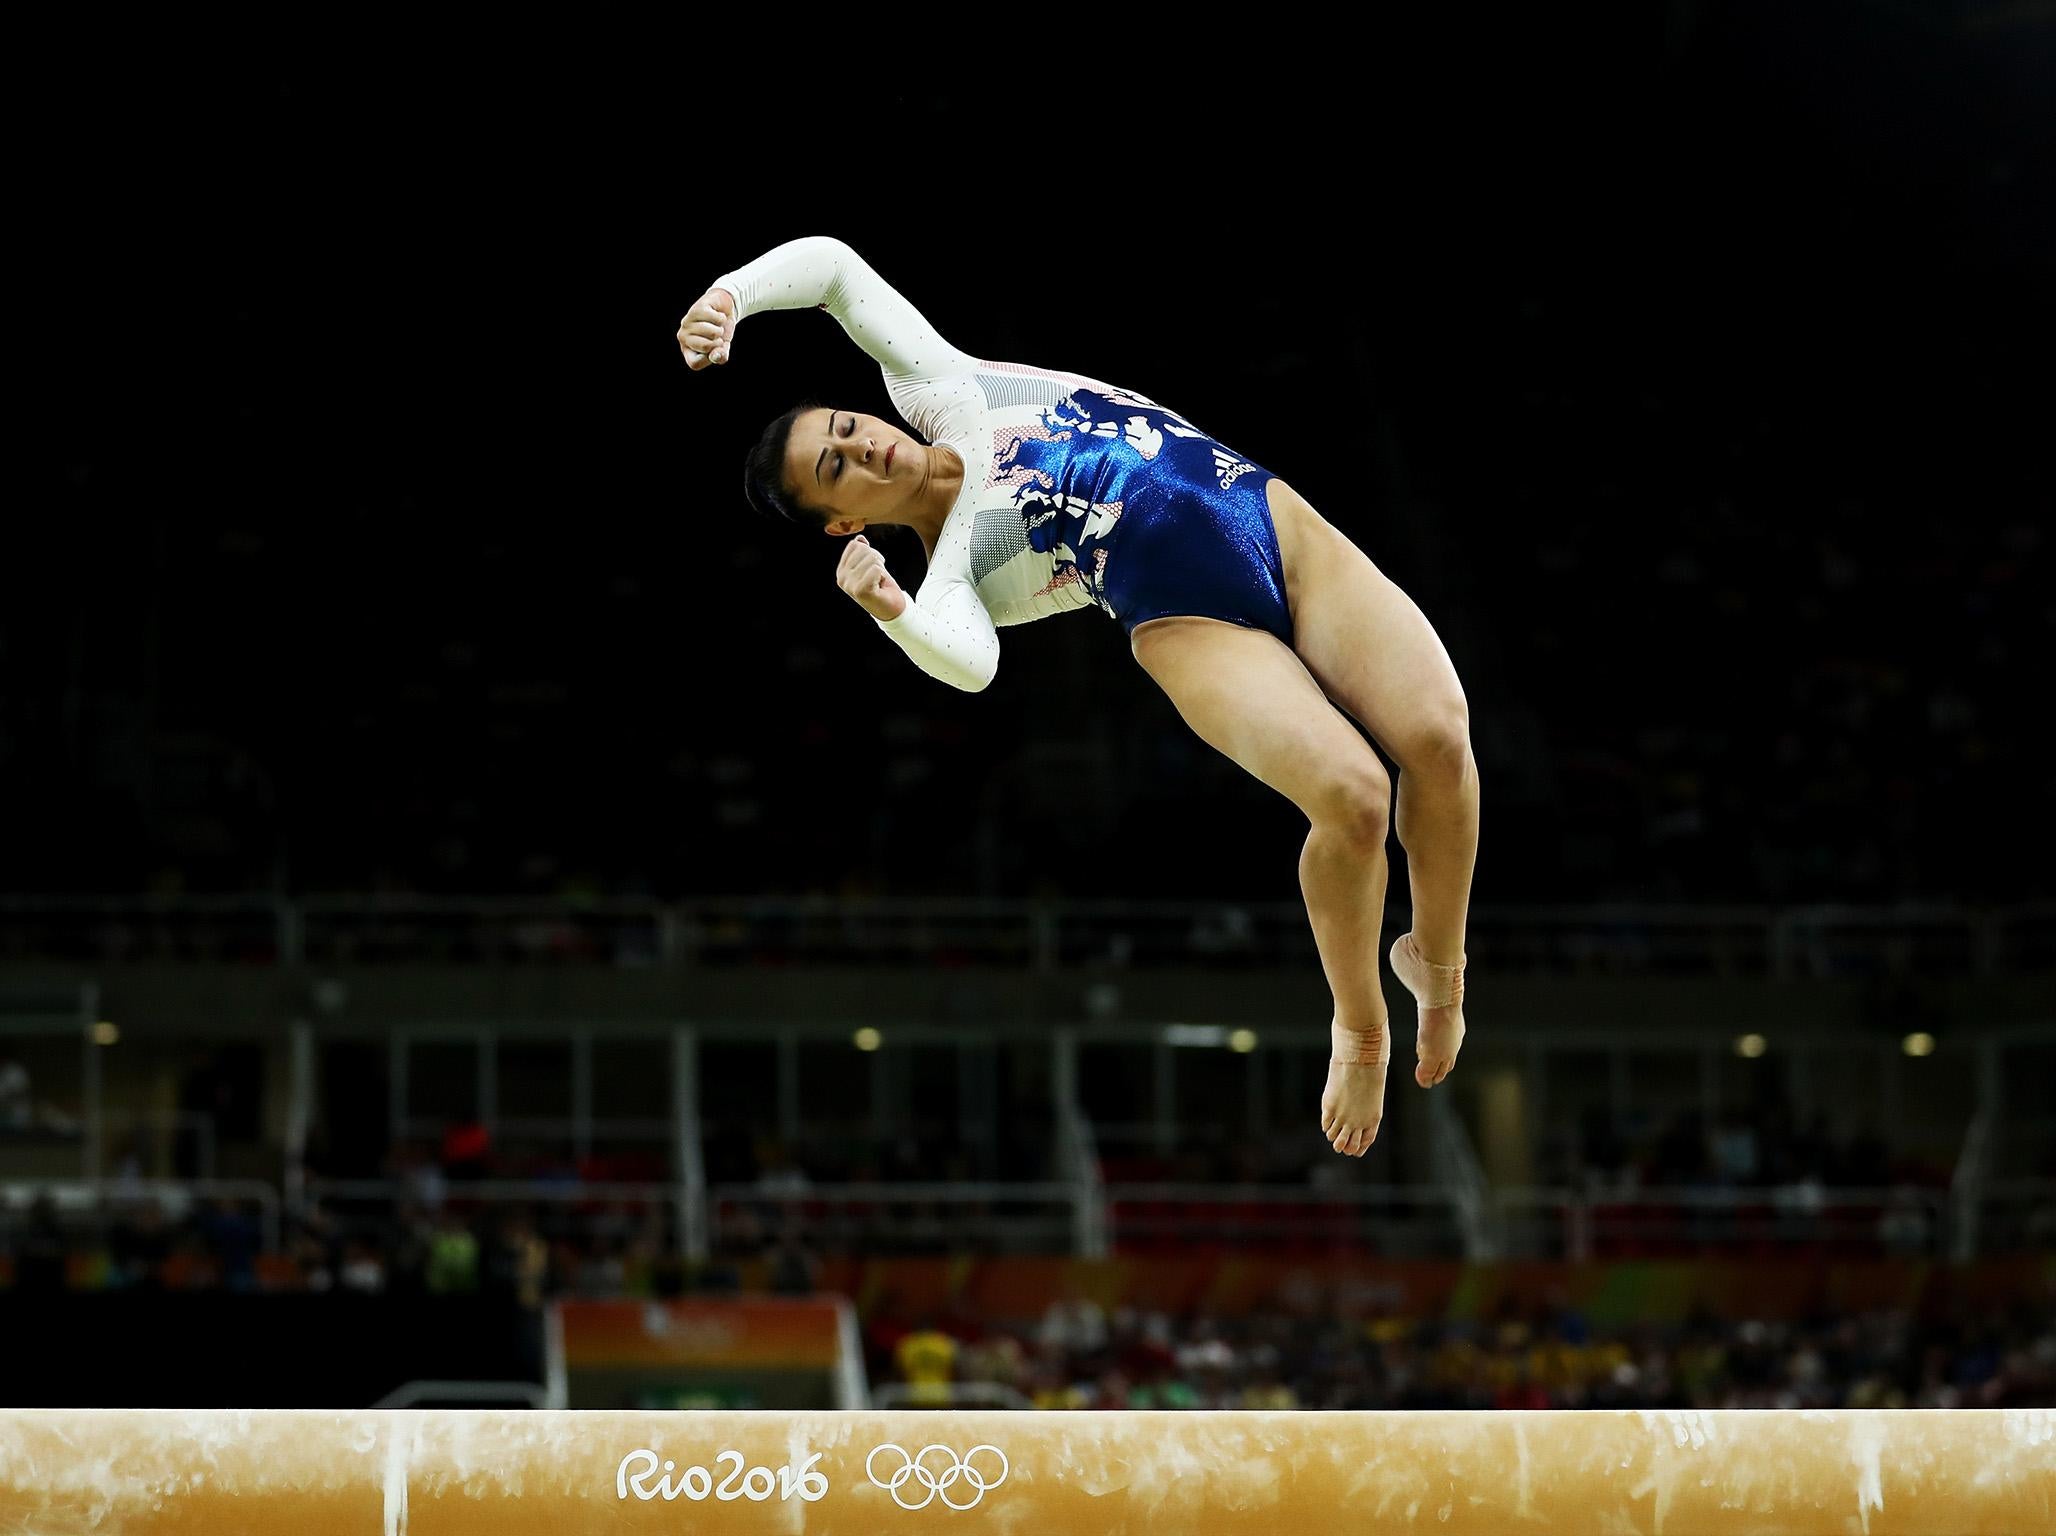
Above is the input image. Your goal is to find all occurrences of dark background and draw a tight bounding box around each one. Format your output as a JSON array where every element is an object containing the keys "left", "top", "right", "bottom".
[{"left": 10, "top": 4, "right": 2051, "bottom": 907}]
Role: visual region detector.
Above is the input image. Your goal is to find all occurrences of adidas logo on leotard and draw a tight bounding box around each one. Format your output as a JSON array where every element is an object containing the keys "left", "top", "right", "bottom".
[{"left": 1213, "top": 448, "right": 1257, "bottom": 490}]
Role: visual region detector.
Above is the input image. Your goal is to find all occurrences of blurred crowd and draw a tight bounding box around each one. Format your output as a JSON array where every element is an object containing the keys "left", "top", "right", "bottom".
[
  {"left": 9, "top": 1186, "right": 2052, "bottom": 1411},
  {"left": 873, "top": 1294, "right": 2056, "bottom": 1412},
  {"left": 1561, "top": 1106, "right": 1943, "bottom": 1192},
  {"left": 0, "top": 1188, "right": 764, "bottom": 1303},
  {"left": 13, "top": 1172, "right": 2052, "bottom": 1301}
]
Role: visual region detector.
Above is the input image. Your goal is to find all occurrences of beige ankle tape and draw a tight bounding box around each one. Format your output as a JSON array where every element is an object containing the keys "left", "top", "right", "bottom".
[
  {"left": 1392, "top": 931, "right": 1466, "bottom": 1008},
  {"left": 1330, "top": 1018, "right": 1389, "bottom": 1068}
]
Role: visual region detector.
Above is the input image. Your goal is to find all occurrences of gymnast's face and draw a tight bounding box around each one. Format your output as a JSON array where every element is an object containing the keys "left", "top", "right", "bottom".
[{"left": 787, "top": 407, "right": 921, "bottom": 535}]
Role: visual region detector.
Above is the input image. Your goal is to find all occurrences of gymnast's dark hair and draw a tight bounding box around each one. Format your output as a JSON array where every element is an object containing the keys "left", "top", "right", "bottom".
[{"left": 743, "top": 400, "right": 832, "bottom": 528}]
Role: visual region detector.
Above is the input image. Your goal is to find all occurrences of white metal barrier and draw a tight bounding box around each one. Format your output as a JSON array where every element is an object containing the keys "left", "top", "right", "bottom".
[
  {"left": 3, "top": 1172, "right": 2043, "bottom": 1267},
  {"left": 1488, "top": 1184, "right": 1955, "bottom": 1262},
  {"left": 0, "top": 1178, "right": 282, "bottom": 1254},
  {"left": 7, "top": 895, "right": 2052, "bottom": 975}
]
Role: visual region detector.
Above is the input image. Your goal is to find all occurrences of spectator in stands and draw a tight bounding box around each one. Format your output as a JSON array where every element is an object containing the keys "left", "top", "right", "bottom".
[
  {"left": 198, "top": 1199, "right": 260, "bottom": 1292},
  {"left": 894, "top": 1316, "right": 958, "bottom": 1406},
  {"left": 1877, "top": 1187, "right": 1933, "bottom": 1255},
  {"left": 338, "top": 1238, "right": 387, "bottom": 1294},
  {"left": 1038, "top": 1285, "right": 1107, "bottom": 1356},
  {"left": 10, "top": 1195, "right": 67, "bottom": 1292},
  {"left": 765, "top": 1226, "right": 818, "bottom": 1296},
  {"left": 425, "top": 1215, "right": 479, "bottom": 1293},
  {"left": 484, "top": 1211, "right": 548, "bottom": 1310},
  {"left": 573, "top": 1235, "right": 627, "bottom": 1297},
  {"left": 957, "top": 1330, "right": 1028, "bottom": 1401},
  {"left": 1028, "top": 1359, "right": 1090, "bottom": 1410},
  {"left": 107, "top": 1201, "right": 171, "bottom": 1289},
  {"left": 0, "top": 1055, "right": 30, "bottom": 1132}
]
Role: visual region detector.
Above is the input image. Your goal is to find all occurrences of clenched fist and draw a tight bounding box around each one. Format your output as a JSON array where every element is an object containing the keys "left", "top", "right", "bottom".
[
  {"left": 836, "top": 535, "right": 908, "bottom": 622},
  {"left": 678, "top": 287, "right": 736, "bottom": 370}
]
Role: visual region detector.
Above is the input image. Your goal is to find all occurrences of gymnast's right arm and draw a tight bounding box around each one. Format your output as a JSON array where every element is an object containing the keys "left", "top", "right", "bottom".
[{"left": 690, "top": 236, "right": 977, "bottom": 381}]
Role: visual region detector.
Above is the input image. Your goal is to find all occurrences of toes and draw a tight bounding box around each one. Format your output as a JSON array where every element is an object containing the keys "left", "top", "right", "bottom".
[
  {"left": 1339, "top": 1124, "right": 1377, "bottom": 1156},
  {"left": 1415, "top": 1054, "right": 1458, "bottom": 1087}
]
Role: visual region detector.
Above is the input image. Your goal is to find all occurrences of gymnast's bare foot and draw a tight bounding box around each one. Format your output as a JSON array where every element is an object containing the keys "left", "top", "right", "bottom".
[
  {"left": 1390, "top": 931, "right": 1466, "bottom": 1087},
  {"left": 1321, "top": 1012, "right": 1389, "bottom": 1157}
]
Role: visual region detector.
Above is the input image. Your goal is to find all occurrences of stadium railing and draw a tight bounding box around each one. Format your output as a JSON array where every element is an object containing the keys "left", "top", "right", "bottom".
[{"left": 5, "top": 896, "right": 2052, "bottom": 976}]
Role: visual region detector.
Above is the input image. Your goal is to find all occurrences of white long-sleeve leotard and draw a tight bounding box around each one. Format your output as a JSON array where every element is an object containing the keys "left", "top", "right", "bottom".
[{"left": 711, "top": 236, "right": 1194, "bottom": 693}]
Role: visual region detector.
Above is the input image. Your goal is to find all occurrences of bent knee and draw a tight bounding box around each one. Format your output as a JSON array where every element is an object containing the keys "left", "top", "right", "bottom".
[
  {"left": 1314, "top": 763, "right": 1393, "bottom": 847},
  {"left": 1399, "top": 703, "right": 1473, "bottom": 780}
]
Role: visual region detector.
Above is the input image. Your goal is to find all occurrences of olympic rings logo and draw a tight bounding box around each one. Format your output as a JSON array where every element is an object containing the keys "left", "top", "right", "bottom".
[{"left": 865, "top": 1442, "right": 1010, "bottom": 1511}]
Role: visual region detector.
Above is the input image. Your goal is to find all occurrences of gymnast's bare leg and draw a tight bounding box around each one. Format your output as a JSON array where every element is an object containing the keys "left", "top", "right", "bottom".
[
  {"left": 1131, "top": 614, "right": 1397, "bottom": 1156},
  {"left": 1267, "top": 478, "right": 1476, "bottom": 1089}
]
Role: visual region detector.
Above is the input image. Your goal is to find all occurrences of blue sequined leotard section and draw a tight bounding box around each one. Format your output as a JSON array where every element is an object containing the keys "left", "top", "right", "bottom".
[{"left": 991, "top": 386, "right": 1292, "bottom": 647}]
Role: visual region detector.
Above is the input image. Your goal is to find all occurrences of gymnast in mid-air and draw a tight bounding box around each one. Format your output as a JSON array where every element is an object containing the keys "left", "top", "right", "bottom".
[{"left": 680, "top": 237, "right": 1480, "bottom": 1159}]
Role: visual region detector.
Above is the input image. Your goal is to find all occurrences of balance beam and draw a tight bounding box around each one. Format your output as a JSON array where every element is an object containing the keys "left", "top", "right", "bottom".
[{"left": 1, "top": 1409, "right": 2050, "bottom": 1534}]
